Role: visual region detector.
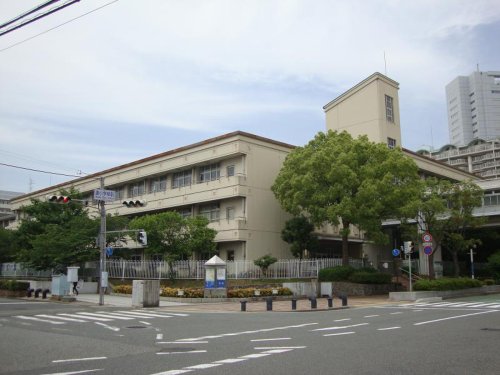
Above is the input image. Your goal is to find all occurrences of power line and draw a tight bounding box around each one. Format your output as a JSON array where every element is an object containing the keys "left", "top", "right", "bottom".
[
  {"left": 0, "top": 0, "right": 119, "bottom": 53},
  {"left": 0, "top": 0, "right": 62, "bottom": 30},
  {"left": 0, "top": 162, "right": 82, "bottom": 178}
]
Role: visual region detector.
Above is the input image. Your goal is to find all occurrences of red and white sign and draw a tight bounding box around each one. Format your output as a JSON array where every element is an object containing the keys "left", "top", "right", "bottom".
[{"left": 422, "top": 233, "right": 433, "bottom": 243}]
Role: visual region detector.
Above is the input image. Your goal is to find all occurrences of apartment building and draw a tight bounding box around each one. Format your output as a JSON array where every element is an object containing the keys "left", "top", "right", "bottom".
[
  {"left": 0, "top": 190, "right": 24, "bottom": 228},
  {"left": 446, "top": 71, "right": 500, "bottom": 146}
]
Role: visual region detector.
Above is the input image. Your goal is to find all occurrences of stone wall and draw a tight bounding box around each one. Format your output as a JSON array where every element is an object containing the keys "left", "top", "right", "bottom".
[{"left": 331, "top": 282, "right": 399, "bottom": 296}]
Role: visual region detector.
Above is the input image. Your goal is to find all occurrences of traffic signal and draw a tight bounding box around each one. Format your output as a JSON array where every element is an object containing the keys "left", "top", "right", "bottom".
[
  {"left": 122, "top": 200, "right": 146, "bottom": 208},
  {"left": 137, "top": 230, "right": 147, "bottom": 246},
  {"left": 46, "top": 195, "right": 71, "bottom": 203},
  {"left": 403, "top": 241, "right": 413, "bottom": 254}
]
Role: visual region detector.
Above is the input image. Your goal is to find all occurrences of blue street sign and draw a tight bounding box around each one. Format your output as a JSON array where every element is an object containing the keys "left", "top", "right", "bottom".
[
  {"left": 392, "top": 248, "right": 400, "bottom": 257},
  {"left": 424, "top": 246, "right": 433, "bottom": 255},
  {"left": 106, "top": 247, "right": 113, "bottom": 256}
]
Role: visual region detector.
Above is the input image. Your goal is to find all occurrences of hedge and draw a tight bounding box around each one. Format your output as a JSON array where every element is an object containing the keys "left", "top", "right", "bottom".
[
  {"left": 414, "top": 278, "right": 483, "bottom": 291},
  {"left": 0, "top": 280, "right": 30, "bottom": 291},
  {"left": 318, "top": 266, "right": 355, "bottom": 282},
  {"left": 319, "top": 266, "right": 389, "bottom": 284},
  {"left": 348, "top": 272, "right": 392, "bottom": 284}
]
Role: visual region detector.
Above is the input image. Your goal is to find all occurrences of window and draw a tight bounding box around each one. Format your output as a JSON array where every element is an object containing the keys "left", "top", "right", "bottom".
[
  {"left": 129, "top": 182, "right": 145, "bottom": 197},
  {"left": 178, "top": 208, "right": 192, "bottom": 218},
  {"left": 387, "top": 137, "right": 397, "bottom": 149},
  {"left": 226, "top": 207, "right": 234, "bottom": 221},
  {"left": 172, "top": 170, "right": 192, "bottom": 188},
  {"left": 227, "top": 165, "right": 235, "bottom": 177},
  {"left": 199, "top": 203, "right": 220, "bottom": 222},
  {"left": 199, "top": 163, "right": 220, "bottom": 182},
  {"left": 227, "top": 250, "right": 235, "bottom": 261},
  {"left": 385, "top": 95, "right": 394, "bottom": 122},
  {"left": 150, "top": 176, "right": 167, "bottom": 193}
]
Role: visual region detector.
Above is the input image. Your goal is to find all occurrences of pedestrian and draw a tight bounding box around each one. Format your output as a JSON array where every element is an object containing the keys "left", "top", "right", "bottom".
[{"left": 72, "top": 281, "right": 79, "bottom": 295}]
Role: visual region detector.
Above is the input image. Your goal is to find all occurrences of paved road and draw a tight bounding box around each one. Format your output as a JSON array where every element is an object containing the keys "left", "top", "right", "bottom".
[{"left": 1, "top": 295, "right": 499, "bottom": 374}]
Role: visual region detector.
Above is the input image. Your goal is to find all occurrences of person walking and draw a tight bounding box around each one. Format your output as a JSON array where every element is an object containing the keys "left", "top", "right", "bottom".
[{"left": 72, "top": 281, "right": 79, "bottom": 295}]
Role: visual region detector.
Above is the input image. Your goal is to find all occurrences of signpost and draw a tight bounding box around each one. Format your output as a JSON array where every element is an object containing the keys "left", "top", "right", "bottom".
[{"left": 94, "top": 189, "right": 116, "bottom": 202}]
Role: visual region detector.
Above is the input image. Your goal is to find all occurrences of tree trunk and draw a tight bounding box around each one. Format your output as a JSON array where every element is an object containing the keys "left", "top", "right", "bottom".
[
  {"left": 428, "top": 251, "right": 435, "bottom": 280},
  {"left": 341, "top": 219, "right": 350, "bottom": 266},
  {"left": 452, "top": 251, "right": 460, "bottom": 278}
]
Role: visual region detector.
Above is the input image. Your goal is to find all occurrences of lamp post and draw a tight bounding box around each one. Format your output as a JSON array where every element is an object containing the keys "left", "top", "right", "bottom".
[
  {"left": 98, "top": 177, "right": 107, "bottom": 306},
  {"left": 470, "top": 244, "right": 476, "bottom": 280}
]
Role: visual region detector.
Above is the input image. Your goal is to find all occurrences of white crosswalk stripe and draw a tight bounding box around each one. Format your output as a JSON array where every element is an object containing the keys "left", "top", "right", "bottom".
[
  {"left": 13, "top": 310, "right": 188, "bottom": 326},
  {"left": 397, "top": 301, "right": 500, "bottom": 309}
]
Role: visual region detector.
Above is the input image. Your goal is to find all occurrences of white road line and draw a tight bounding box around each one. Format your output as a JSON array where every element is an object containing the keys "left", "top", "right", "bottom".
[
  {"left": 323, "top": 331, "right": 356, "bottom": 337},
  {"left": 157, "top": 341, "right": 208, "bottom": 344},
  {"left": 378, "top": 327, "right": 401, "bottom": 331},
  {"left": 15, "top": 316, "right": 65, "bottom": 325},
  {"left": 489, "top": 304, "right": 500, "bottom": 308},
  {"left": 254, "top": 346, "right": 306, "bottom": 350},
  {"left": 76, "top": 312, "right": 133, "bottom": 320},
  {"left": 333, "top": 318, "right": 351, "bottom": 322},
  {"left": 389, "top": 312, "right": 403, "bottom": 315},
  {"left": 94, "top": 322, "right": 120, "bottom": 332},
  {"left": 464, "top": 303, "right": 498, "bottom": 308},
  {"left": 134, "top": 310, "right": 189, "bottom": 317},
  {"left": 414, "top": 310, "right": 497, "bottom": 326},
  {"left": 239, "top": 353, "right": 272, "bottom": 359},
  {"left": 150, "top": 370, "right": 192, "bottom": 375},
  {"left": 57, "top": 313, "right": 112, "bottom": 322},
  {"left": 364, "top": 315, "right": 380, "bottom": 318},
  {"left": 260, "top": 349, "right": 295, "bottom": 354},
  {"left": 184, "top": 364, "right": 222, "bottom": 370},
  {"left": 52, "top": 357, "right": 107, "bottom": 363},
  {"left": 103, "top": 312, "right": 153, "bottom": 319},
  {"left": 140, "top": 321, "right": 152, "bottom": 325},
  {"left": 156, "top": 350, "right": 207, "bottom": 355},
  {"left": 312, "top": 323, "right": 369, "bottom": 331},
  {"left": 40, "top": 369, "right": 103, "bottom": 375},
  {"left": 213, "top": 358, "right": 247, "bottom": 364},
  {"left": 156, "top": 334, "right": 163, "bottom": 340},
  {"left": 115, "top": 311, "right": 172, "bottom": 318},
  {"left": 36, "top": 315, "right": 88, "bottom": 323},
  {"left": 250, "top": 338, "right": 291, "bottom": 342},
  {"left": 0, "top": 302, "right": 46, "bottom": 305}
]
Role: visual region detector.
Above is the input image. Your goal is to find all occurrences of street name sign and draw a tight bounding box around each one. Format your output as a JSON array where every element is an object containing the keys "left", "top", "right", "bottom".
[{"left": 94, "top": 189, "right": 116, "bottom": 202}]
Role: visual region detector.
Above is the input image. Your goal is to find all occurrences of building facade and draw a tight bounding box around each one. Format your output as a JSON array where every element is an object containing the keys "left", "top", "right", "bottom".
[
  {"left": 446, "top": 71, "right": 500, "bottom": 146},
  {"left": 0, "top": 190, "right": 24, "bottom": 228}
]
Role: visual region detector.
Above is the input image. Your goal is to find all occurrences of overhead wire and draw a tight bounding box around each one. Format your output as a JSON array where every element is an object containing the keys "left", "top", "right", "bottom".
[
  {"left": 0, "top": 162, "right": 82, "bottom": 178},
  {"left": 0, "top": 0, "right": 62, "bottom": 30},
  {"left": 0, "top": 0, "right": 120, "bottom": 52}
]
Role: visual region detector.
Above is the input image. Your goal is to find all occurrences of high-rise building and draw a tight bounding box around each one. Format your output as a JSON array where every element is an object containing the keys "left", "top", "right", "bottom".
[{"left": 446, "top": 71, "right": 500, "bottom": 146}]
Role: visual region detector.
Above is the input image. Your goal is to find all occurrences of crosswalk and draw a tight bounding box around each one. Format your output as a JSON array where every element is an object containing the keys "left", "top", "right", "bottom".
[
  {"left": 396, "top": 301, "right": 500, "bottom": 309},
  {"left": 13, "top": 310, "right": 188, "bottom": 325}
]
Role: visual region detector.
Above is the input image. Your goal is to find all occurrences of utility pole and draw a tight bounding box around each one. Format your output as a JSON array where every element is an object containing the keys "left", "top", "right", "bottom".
[{"left": 98, "top": 176, "right": 107, "bottom": 306}]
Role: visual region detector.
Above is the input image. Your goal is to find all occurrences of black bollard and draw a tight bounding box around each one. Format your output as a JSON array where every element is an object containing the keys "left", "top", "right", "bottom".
[
  {"left": 27, "top": 288, "right": 34, "bottom": 297},
  {"left": 310, "top": 297, "right": 317, "bottom": 309},
  {"left": 240, "top": 300, "right": 247, "bottom": 312},
  {"left": 266, "top": 296, "right": 273, "bottom": 311},
  {"left": 291, "top": 298, "right": 297, "bottom": 310},
  {"left": 341, "top": 295, "right": 348, "bottom": 306},
  {"left": 34, "top": 288, "right": 42, "bottom": 298},
  {"left": 42, "top": 289, "right": 50, "bottom": 299},
  {"left": 327, "top": 297, "right": 333, "bottom": 308}
]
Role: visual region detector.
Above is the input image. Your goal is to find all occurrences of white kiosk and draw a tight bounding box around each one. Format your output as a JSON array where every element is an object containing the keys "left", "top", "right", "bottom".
[{"left": 204, "top": 255, "right": 227, "bottom": 298}]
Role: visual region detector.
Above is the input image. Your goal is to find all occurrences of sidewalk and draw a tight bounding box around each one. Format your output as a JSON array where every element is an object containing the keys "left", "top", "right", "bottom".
[{"left": 74, "top": 293, "right": 394, "bottom": 312}]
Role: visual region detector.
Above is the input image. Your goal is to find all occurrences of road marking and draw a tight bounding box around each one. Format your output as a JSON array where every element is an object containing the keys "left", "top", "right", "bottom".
[
  {"left": 40, "top": 369, "right": 103, "bottom": 375},
  {"left": 181, "top": 322, "right": 318, "bottom": 341},
  {"left": 250, "top": 338, "right": 291, "bottom": 342},
  {"left": 239, "top": 353, "right": 272, "bottom": 359},
  {"left": 414, "top": 310, "right": 497, "bottom": 325},
  {"left": 254, "top": 346, "right": 306, "bottom": 350},
  {"left": 213, "top": 358, "right": 247, "bottom": 364},
  {"left": 378, "top": 327, "right": 401, "bottom": 331},
  {"left": 140, "top": 321, "right": 152, "bottom": 325},
  {"left": 94, "top": 322, "right": 120, "bottom": 332},
  {"left": 364, "top": 315, "right": 379, "bottom": 318},
  {"left": 15, "top": 315, "right": 65, "bottom": 325},
  {"left": 156, "top": 350, "right": 207, "bottom": 355},
  {"left": 390, "top": 312, "right": 403, "bottom": 315},
  {"left": 184, "top": 364, "right": 222, "bottom": 370},
  {"left": 58, "top": 313, "right": 112, "bottom": 322},
  {"left": 157, "top": 341, "right": 208, "bottom": 344},
  {"left": 135, "top": 310, "right": 189, "bottom": 317},
  {"left": 76, "top": 312, "right": 133, "bottom": 320},
  {"left": 150, "top": 370, "right": 192, "bottom": 375},
  {"left": 0, "top": 302, "right": 46, "bottom": 305},
  {"left": 313, "top": 323, "right": 369, "bottom": 331},
  {"left": 36, "top": 315, "right": 88, "bottom": 323},
  {"left": 333, "top": 318, "right": 351, "bottom": 322},
  {"left": 156, "top": 334, "right": 163, "bottom": 340},
  {"left": 115, "top": 311, "right": 173, "bottom": 318},
  {"left": 52, "top": 357, "right": 107, "bottom": 363},
  {"left": 323, "top": 331, "right": 355, "bottom": 337}
]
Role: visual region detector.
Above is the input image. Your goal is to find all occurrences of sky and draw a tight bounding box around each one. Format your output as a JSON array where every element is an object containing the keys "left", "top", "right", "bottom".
[{"left": 1, "top": 0, "right": 499, "bottom": 194}]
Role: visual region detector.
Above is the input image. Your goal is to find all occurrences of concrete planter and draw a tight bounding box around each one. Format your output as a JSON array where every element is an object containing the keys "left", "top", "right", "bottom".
[{"left": 389, "top": 285, "right": 500, "bottom": 301}]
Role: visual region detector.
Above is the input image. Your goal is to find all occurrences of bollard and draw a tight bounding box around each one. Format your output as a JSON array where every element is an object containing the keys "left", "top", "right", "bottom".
[
  {"left": 240, "top": 300, "right": 247, "bottom": 312},
  {"left": 42, "top": 289, "right": 50, "bottom": 299},
  {"left": 327, "top": 297, "right": 333, "bottom": 308},
  {"left": 291, "top": 298, "right": 297, "bottom": 310},
  {"left": 341, "top": 294, "right": 348, "bottom": 306},
  {"left": 34, "top": 288, "right": 42, "bottom": 298},
  {"left": 310, "top": 297, "right": 317, "bottom": 309},
  {"left": 266, "top": 296, "right": 273, "bottom": 311},
  {"left": 27, "top": 288, "right": 34, "bottom": 298}
]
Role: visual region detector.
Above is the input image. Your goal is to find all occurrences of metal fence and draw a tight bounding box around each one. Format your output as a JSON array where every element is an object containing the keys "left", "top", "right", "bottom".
[{"left": 1, "top": 258, "right": 365, "bottom": 280}]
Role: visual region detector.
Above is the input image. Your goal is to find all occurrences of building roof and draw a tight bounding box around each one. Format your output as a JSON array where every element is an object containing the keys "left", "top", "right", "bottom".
[{"left": 323, "top": 72, "right": 400, "bottom": 112}]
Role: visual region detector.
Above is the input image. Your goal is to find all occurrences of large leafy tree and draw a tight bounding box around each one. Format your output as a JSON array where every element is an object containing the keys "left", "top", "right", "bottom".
[
  {"left": 15, "top": 189, "right": 99, "bottom": 271},
  {"left": 281, "top": 216, "right": 318, "bottom": 259},
  {"left": 0, "top": 227, "right": 17, "bottom": 263},
  {"left": 129, "top": 212, "right": 217, "bottom": 264},
  {"left": 272, "top": 130, "right": 420, "bottom": 265}
]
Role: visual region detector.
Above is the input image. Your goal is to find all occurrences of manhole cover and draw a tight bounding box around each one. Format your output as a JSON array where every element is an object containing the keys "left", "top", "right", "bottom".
[
  {"left": 126, "top": 326, "right": 147, "bottom": 329},
  {"left": 481, "top": 328, "right": 500, "bottom": 332}
]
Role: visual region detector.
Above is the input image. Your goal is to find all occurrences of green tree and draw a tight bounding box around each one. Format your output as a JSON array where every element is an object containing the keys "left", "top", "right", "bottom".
[
  {"left": 272, "top": 130, "right": 420, "bottom": 266},
  {"left": 184, "top": 216, "right": 217, "bottom": 259},
  {"left": 0, "top": 227, "right": 17, "bottom": 263},
  {"left": 15, "top": 189, "right": 99, "bottom": 271},
  {"left": 281, "top": 216, "right": 318, "bottom": 259},
  {"left": 254, "top": 254, "right": 278, "bottom": 277}
]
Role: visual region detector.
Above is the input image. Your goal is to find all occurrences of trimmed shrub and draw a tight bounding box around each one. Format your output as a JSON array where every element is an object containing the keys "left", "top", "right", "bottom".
[
  {"left": 487, "top": 252, "right": 500, "bottom": 281},
  {"left": 318, "top": 266, "right": 355, "bottom": 282},
  {"left": 112, "top": 284, "right": 132, "bottom": 294},
  {"left": 414, "top": 277, "right": 483, "bottom": 291},
  {"left": 0, "top": 280, "right": 30, "bottom": 291},
  {"left": 348, "top": 272, "right": 392, "bottom": 284}
]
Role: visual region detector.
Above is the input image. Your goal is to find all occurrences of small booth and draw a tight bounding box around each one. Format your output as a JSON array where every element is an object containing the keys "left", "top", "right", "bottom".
[
  {"left": 67, "top": 266, "right": 80, "bottom": 295},
  {"left": 204, "top": 255, "right": 227, "bottom": 298},
  {"left": 51, "top": 274, "right": 69, "bottom": 297}
]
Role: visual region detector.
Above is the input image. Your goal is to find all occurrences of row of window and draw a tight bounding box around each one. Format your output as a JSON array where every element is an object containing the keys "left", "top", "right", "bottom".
[
  {"left": 110, "top": 163, "right": 236, "bottom": 199},
  {"left": 385, "top": 95, "right": 394, "bottom": 122}
]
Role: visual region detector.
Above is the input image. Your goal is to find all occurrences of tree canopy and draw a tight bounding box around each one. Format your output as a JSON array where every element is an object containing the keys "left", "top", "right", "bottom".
[
  {"left": 281, "top": 216, "right": 318, "bottom": 259},
  {"left": 272, "top": 130, "right": 420, "bottom": 265}
]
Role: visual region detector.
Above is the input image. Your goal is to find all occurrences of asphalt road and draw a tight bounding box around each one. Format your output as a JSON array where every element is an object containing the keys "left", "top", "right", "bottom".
[{"left": 1, "top": 296, "right": 500, "bottom": 375}]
